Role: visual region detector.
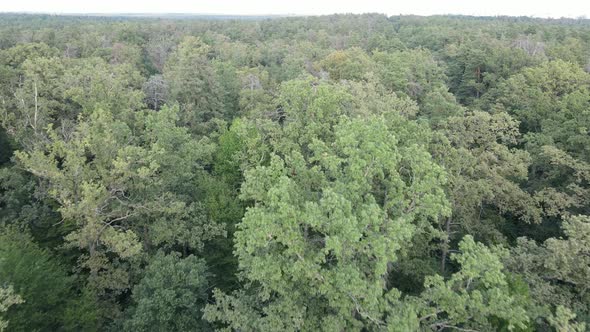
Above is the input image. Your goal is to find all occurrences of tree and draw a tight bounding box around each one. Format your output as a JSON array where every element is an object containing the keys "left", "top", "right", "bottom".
[
  {"left": 164, "top": 36, "right": 227, "bottom": 135},
  {"left": 444, "top": 37, "right": 539, "bottom": 106},
  {"left": 498, "top": 60, "right": 590, "bottom": 149},
  {"left": 109, "top": 42, "right": 143, "bottom": 69},
  {"left": 124, "top": 252, "right": 211, "bottom": 331},
  {"left": 205, "top": 78, "right": 449, "bottom": 330},
  {"left": 0, "top": 165, "right": 64, "bottom": 247},
  {"left": 373, "top": 48, "right": 447, "bottom": 103},
  {"left": 1, "top": 55, "right": 65, "bottom": 149},
  {"left": 0, "top": 226, "right": 96, "bottom": 331},
  {"left": 145, "top": 34, "right": 176, "bottom": 73},
  {"left": 0, "top": 42, "right": 59, "bottom": 68},
  {"left": 432, "top": 111, "right": 541, "bottom": 273},
  {"left": 418, "top": 86, "right": 464, "bottom": 125},
  {"left": 508, "top": 215, "right": 590, "bottom": 328},
  {"left": 498, "top": 60, "right": 590, "bottom": 233},
  {"left": 214, "top": 60, "right": 241, "bottom": 119},
  {"left": 237, "top": 67, "right": 274, "bottom": 118},
  {"left": 343, "top": 76, "right": 421, "bottom": 119},
  {"left": 61, "top": 57, "right": 145, "bottom": 118},
  {"left": 548, "top": 306, "right": 586, "bottom": 332},
  {"left": 388, "top": 236, "right": 531, "bottom": 331},
  {"left": 142, "top": 74, "right": 168, "bottom": 111},
  {"left": 319, "top": 47, "right": 375, "bottom": 81},
  {"left": 2, "top": 55, "right": 145, "bottom": 150},
  {"left": 0, "top": 286, "right": 24, "bottom": 332},
  {"left": 14, "top": 105, "right": 223, "bottom": 323}
]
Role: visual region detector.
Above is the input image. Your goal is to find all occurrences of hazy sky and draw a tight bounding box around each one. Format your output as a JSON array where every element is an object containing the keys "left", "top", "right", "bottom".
[{"left": 0, "top": 0, "right": 589, "bottom": 18}]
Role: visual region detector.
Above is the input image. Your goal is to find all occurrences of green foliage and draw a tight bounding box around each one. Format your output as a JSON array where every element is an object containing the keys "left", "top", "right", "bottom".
[
  {"left": 415, "top": 236, "right": 530, "bottom": 331},
  {"left": 0, "top": 166, "right": 64, "bottom": 247},
  {"left": 1, "top": 54, "right": 144, "bottom": 148},
  {"left": 0, "top": 226, "right": 97, "bottom": 331},
  {"left": 124, "top": 252, "right": 211, "bottom": 331},
  {"left": 373, "top": 48, "right": 447, "bottom": 102},
  {"left": 320, "top": 47, "right": 375, "bottom": 81},
  {"left": 445, "top": 37, "right": 540, "bottom": 105},
  {"left": 436, "top": 111, "right": 541, "bottom": 237},
  {"left": 205, "top": 78, "right": 449, "bottom": 330},
  {"left": 508, "top": 215, "right": 590, "bottom": 327},
  {"left": 0, "top": 12, "right": 589, "bottom": 331},
  {"left": 549, "top": 306, "right": 586, "bottom": 332},
  {"left": 499, "top": 60, "right": 590, "bottom": 150},
  {"left": 61, "top": 57, "right": 145, "bottom": 117},
  {"left": 164, "top": 36, "right": 227, "bottom": 135},
  {"left": 0, "top": 285, "right": 24, "bottom": 332},
  {"left": 0, "top": 42, "right": 59, "bottom": 68},
  {"left": 13, "top": 105, "right": 223, "bottom": 324}
]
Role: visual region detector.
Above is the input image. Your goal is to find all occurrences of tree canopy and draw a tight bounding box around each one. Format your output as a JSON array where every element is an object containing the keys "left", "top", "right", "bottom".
[{"left": 0, "top": 12, "right": 589, "bottom": 331}]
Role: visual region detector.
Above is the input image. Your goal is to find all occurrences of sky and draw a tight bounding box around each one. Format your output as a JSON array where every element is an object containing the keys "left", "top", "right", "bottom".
[{"left": 0, "top": 0, "right": 589, "bottom": 18}]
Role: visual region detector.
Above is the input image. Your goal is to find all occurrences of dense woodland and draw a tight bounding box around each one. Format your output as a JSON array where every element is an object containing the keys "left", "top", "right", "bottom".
[{"left": 0, "top": 12, "right": 589, "bottom": 331}]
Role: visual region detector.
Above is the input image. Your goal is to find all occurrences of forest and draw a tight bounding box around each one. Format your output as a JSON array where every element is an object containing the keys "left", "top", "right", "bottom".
[{"left": 0, "top": 12, "right": 589, "bottom": 331}]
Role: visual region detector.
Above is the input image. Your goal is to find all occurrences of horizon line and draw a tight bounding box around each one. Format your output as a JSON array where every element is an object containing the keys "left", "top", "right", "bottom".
[{"left": 0, "top": 11, "right": 587, "bottom": 20}]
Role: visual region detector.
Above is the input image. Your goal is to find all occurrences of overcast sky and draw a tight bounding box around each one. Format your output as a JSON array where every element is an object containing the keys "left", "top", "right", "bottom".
[{"left": 0, "top": 0, "right": 588, "bottom": 18}]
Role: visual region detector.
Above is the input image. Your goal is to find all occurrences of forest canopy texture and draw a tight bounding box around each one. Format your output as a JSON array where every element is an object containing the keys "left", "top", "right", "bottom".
[{"left": 0, "top": 13, "right": 589, "bottom": 331}]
